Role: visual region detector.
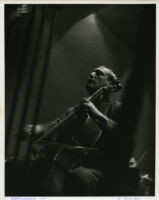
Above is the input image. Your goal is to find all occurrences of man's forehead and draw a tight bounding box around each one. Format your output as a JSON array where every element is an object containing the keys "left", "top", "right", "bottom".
[{"left": 94, "top": 66, "right": 108, "bottom": 74}]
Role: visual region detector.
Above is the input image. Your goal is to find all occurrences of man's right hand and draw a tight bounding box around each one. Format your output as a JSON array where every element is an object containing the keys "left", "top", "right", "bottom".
[{"left": 21, "top": 124, "right": 46, "bottom": 140}]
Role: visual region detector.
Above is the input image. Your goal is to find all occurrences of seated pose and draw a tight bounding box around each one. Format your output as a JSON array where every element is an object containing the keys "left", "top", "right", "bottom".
[{"left": 21, "top": 66, "right": 139, "bottom": 196}]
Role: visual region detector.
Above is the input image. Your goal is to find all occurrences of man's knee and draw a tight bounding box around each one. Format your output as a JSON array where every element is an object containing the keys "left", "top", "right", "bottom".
[
  {"left": 64, "top": 167, "right": 102, "bottom": 195},
  {"left": 70, "top": 167, "right": 90, "bottom": 181}
]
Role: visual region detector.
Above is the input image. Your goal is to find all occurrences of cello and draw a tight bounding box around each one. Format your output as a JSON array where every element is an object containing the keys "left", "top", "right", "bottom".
[{"left": 23, "top": 81, "right": 122, "bottom": 170}]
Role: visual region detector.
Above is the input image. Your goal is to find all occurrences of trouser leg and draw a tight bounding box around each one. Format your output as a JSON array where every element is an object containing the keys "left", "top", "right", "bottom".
[{"left": 42, "top": 162, "right": 67, "bottom": 196}]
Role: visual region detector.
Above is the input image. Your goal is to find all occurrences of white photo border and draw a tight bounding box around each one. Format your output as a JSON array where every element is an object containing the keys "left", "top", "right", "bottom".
[{"left": 0, "top": 1, "right": 158, "bottom": 200}]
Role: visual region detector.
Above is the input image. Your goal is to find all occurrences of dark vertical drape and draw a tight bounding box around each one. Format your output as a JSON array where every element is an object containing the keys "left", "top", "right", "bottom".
[
  {"left": 5, "top": 5, "right": 35, "bottom": 150},
  {"left": 118, "top": 5, "right": 155, "bottom": 177}
]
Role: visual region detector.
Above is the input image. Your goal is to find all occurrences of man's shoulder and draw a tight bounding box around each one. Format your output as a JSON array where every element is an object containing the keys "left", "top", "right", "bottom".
[
  {"left": 112, "top": 100, "right": 121, "bottom": 105},
  {"left": 114, "top": 101, "right": 122, "bottom": 110},
  {"left": 108, "top": 101, "right": 122, "bottom": 121}
]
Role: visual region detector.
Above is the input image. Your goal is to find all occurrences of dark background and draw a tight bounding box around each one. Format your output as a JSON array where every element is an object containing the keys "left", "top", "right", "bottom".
[{"left": 5, "top": 4, "right": 155, "bottom": 179}]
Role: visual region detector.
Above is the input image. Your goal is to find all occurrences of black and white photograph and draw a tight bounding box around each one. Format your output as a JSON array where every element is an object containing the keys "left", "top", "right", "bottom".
[{"left": 4, "top": 3, "right": 156, "bottom": 198}]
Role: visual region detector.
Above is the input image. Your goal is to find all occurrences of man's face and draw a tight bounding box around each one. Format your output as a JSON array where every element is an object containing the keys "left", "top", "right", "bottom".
[{"left": 86, "top": 66, "right": 110, "bottom": 93}]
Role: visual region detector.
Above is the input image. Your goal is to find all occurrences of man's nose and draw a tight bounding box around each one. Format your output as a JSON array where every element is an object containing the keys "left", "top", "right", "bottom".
[{"left": 90, "top": 72, "right": 95, "bottom": 78}]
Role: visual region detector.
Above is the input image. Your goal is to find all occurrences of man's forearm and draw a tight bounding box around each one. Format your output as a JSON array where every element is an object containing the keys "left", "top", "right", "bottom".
[{"left": 89, "top": 106, "right": 117, "bottom": 131}]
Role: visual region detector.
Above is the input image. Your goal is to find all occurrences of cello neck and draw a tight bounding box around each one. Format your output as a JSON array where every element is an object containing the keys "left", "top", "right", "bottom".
[{"left": 39, "top": 85, "right": 114, "bottom": 140}]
